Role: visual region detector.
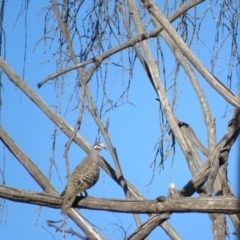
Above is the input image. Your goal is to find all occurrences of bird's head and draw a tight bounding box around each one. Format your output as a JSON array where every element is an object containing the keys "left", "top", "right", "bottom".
[{"left": 93, "top": 142, "right": 107, "bottom": 151}]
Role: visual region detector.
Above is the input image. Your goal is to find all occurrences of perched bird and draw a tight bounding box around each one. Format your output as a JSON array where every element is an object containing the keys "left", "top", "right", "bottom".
[{"left": 61, "top": 142, "right": 107, "bottom": 214}]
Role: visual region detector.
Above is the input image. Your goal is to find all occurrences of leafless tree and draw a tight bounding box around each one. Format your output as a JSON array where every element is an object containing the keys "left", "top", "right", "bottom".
[{"left": 0, "top": 0, "right": 239, "bottom": 239}]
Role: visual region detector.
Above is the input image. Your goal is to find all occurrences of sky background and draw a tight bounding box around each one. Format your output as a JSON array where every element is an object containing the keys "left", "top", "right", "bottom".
[{"left": 0, "top": 1, "right": 239, "bottom": 240}]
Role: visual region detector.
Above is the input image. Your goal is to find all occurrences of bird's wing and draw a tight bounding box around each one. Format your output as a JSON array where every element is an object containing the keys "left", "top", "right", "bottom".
[{"left": 71, "top": 160, "right": 100, "bottom": 192}]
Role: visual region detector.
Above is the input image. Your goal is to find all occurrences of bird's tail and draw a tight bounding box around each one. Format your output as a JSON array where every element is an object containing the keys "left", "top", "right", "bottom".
[{"left": 61, "top": 195, "right": 75, "bottom": 214}]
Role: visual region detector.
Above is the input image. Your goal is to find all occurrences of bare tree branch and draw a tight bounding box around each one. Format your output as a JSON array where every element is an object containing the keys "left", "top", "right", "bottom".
[
  {"left": 180, "top": 105, "right": 240, "bottom": 197},
  {"left": 37, "top": 0, "right": 205, "bottom": 89},
  {"left": 0, "top": 185, "right": 239, "bottom": 214},
  {"left": 142, "top": 0, "right": 240, "bottom": 108}
]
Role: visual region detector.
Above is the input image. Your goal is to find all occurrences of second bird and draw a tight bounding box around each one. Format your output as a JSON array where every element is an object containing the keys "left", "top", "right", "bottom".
[{"left": 61, "top": 142, "right": 107, "bottom": 214}]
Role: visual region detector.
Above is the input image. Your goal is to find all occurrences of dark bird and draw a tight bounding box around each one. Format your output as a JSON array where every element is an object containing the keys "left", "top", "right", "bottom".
[{"left": 61, "top": 142, "right": 107, "bottom": 214}]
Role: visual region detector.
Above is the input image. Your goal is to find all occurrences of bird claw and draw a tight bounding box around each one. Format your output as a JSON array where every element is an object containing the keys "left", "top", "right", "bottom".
[{"left": 78, "top": 191, "right": 88, "bottom": 198}]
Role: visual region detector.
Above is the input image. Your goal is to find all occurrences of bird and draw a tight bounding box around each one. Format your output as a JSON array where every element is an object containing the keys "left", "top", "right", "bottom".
[{"left": 61, "top": 142, "right": 107, "bottom": 214}]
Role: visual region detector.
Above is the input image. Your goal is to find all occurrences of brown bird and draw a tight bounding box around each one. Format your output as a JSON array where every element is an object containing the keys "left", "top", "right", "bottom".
[{"left": 61, "top": 142, "right": 107, "bottom": 214}]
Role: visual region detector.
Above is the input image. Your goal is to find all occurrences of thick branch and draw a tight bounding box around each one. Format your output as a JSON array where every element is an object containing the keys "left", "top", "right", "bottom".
[{"left": 0, "top": 185, "right": 239, "bottom": 214}]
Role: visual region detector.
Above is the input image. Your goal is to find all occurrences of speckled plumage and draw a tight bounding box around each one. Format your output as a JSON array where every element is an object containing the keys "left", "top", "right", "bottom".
[{"left": 61, "top": 143, "right": 106, "bottom": 214}]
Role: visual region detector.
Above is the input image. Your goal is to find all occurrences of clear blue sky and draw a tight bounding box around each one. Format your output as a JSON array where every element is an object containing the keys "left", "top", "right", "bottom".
[{"left": 0, "top": 1, "right": 239, "bottom": 239}]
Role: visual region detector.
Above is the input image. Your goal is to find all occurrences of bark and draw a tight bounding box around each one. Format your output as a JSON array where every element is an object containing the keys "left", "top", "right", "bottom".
[{"left": 0, "top": 185, "right": 239, "bottom": 214}]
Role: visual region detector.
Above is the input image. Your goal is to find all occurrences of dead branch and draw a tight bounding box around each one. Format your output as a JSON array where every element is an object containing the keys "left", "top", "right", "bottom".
[
  {"left": 0, "top": 185, "right": 239, "bottom": 214},
  {"left": 142, "top": 0, "right": 240, "bottom": 108}
]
